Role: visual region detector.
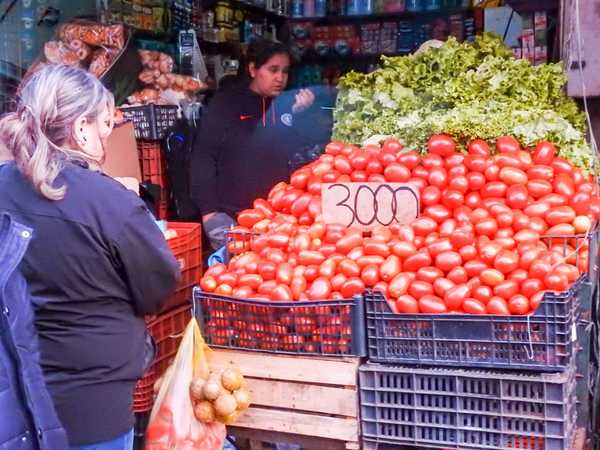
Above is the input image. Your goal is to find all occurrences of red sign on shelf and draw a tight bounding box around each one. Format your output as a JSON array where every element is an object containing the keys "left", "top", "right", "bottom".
[{"left": 321, "top": 182, "right": 419, "bottom": 230}]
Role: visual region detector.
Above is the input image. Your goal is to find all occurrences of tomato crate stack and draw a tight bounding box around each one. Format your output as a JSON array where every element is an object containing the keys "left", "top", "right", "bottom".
[
  {"left": 133, "top": 222, "right": 202, "bottom": 413},
  {"left": 359, "top": 223, "right": 599, "bottom": 450},
  {"left": 137, "top": 140, "right": 169, "bottom": 219}
]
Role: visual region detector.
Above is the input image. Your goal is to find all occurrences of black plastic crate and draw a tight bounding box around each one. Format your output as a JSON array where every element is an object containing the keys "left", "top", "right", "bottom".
[
  {"left": 121, "top": 104, "right": 178, "bottom": 140},
  {"left": 365, "top": 276, "right": 586, "bottom": 371},
  {"left": 193, "top": 287, "right": 366, "bottom": 357},
  {"left": 360, "top": 362, "right": 577, "bottom": 450}
]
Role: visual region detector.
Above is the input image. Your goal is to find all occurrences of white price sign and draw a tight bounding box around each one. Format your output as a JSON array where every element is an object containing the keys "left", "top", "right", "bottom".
[{"left": 321, "top": 182, "right": 419, "bottom": 230}]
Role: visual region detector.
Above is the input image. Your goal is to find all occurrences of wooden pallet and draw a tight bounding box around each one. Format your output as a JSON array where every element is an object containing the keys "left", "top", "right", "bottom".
[{"left": 211, "top": 349, "right": 361, "bottom": 450}]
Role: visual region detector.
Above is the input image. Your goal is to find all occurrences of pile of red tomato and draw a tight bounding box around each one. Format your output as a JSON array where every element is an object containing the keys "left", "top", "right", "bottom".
[{"left": 199, "top": 135, "right": 599, "bottom": 315}]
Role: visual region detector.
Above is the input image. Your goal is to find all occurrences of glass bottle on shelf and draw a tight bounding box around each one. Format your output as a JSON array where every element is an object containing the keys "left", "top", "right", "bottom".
[{"left": 405, "top": 0, "right": 423, "bottom": 12}]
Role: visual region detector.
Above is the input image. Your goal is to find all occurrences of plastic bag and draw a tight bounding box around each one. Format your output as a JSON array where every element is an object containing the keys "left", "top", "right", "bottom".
[{"left": 145, "top": 318, "right": 226, "bottom": 450}]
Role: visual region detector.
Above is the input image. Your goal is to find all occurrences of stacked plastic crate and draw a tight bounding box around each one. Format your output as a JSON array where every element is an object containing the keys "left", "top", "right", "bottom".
[
  {"left": 120, "top": 104, "right": 179, "bottom": 219},
  {"left": 359, "top": 227, "right": 599, "bottom": 450}
]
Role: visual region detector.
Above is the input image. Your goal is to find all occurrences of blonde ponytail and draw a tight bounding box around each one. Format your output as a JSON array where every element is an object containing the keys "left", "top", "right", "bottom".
[{"left": 0, "top": 64, "right": 114, "bottom": 200}]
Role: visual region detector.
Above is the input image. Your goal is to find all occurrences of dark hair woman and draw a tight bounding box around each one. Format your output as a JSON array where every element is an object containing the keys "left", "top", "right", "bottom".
[{"left": 190, "top": 39, "right": 316, "bottom": 249}]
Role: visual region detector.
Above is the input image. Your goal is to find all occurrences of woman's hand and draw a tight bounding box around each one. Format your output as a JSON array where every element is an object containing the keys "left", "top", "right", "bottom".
[{"left": 292, "top": 88, "right": 315, "bottom": 114}]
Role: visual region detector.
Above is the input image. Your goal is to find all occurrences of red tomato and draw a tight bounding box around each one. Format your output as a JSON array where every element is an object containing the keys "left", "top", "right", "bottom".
[
  {"left": 350, "top": 170, "right": 368, "bottom": 182},
  {"left": 442, "top": 190, "right": 465, "bottom": 209},
  {"left": 439, "top": 219, "right": 457, "bottom": 237},
  {"left": 474, "top": 218, "right": 499, "bottom": 237},
  {"left": 529, "top": 291, "right": 545, "bottom": 312},
  {"left": 388, "top": 273, "right": 412, "bottom": 297},
  {"left": 396, "top": 295, "right": 419, "bottom": 313},
  {"left": 484, "top": 164, "right": 500, "bottom": 182},
  {"left": 496, "top": 136, "right": 521, "bottom": 153},
  {"left": 336, "top": 233, "right": 363, "bottom": 254},
  {"left": 467, "top": 172, "right": 486, "bottom": 190},
  {"left": 412, "top": 217, "right": 438, "bottom": 237},
  {"left": 532, "top": 141, "right": 556, "bottom": 165},
  {"left": 545, "top": 206, "right": 576, "bottom": 226},
  {"left": 527, "top": 180, "right": 553, "bottom": 199},
  {"left": 366, "top": 158, "right": 383, "bottom": 175},
  {"left": 508, "top": 295, "right": 530, "bottom": 315},
  {"left": 238, "top": 209, "right": 265, "bottom": 228},
  {"left": 421, "top": 186, "right": 442, "bottom": 206},
  {"left": 493, "top": 279, "right": 519, "bottom": 300},
  {"left": 350, "top": 152, "right": 369, "bottom": 170},
  {"left": 453, "top": 206, "right": 474, "bottom": 223},
  {"left": 424, "top": 205, "right": 452, "bottom": 223},
  {"left": 428, "top": 167, "right": 448, "bottom": 189},
  {"left": 290, "top": 276, "right": 307, "bottom": 300},
  {"left": 479, "top": 242, "right": 503, "bottom": 265},
  {"left": 465, "top": 192, "right": 482, "bottom": 209},
  {"left": 361, "top": 264, "right": 380, "bottom": 287},
  {"left": 412, "top": 165, "right": 429, "bottom": 179},
  {"left": 428, "top": 134, "right": 456, "bottom": 156},
  {"left": 487, "top": 297, "right": 510, "bottom": 315},
  {"left": 481, "top": 268, "right": 505, "bottom": 287},
  {"left": 382, "top": 138, "right": 403, "bottom": 154},
  {"left": 464, "top": 259, "right": 488, "bottom": 277},
  {"left": 418, "top": 295, "right": 448, "bottom": 313},
  {"left": 391, "top": 241, "right": 417, "bottom": 259},
  {"left": 494, "top": 250, "right": 519, "bottom": 274},
  {"left": 338, "top": 258, "right": 360, "bottom": 277},
  {"left": 333, "top": 155, "right": 353, "bottom": 174},
  {"left": 445, "top": 153, "right": 465, "bottom": 168},
  {"left": 540, "top": 193, "right": 568, "bottom": 207},
  {"left": 529, "top": 259, "right": 552, "bottom": 280},
  {"left": 508, "top": 269, "right": 529, "bottom": 283},
  {"left": 553, "top": 173, "right": 575, "bottom": 198},
  {"left": 271, "top": 284, "right": 293, "bottom": 301},
  {"left": 383, "top": 163, "right": 411, "bottom": 182},
  {"left": 465, "top": 155, "right": 488, "bottom": 173},
  {"left": 468, "top": 139, "right": 491, "bottom": 156},
  {"left": 449, "top": 229, "right": 475, "bottom": 249},
  {"left": 473, "top": 285, "right": 493, "bottom": 304},
  {"left": 544, "top": 271, "right": 569, "bottom": 292},
  {"left": 506, "top": 185, "right": 529, "bottom": 210},
  {"left": 416, "top": 266, "right": 444, "bottom": 283},
  {"left": 357, "top": 255, "right": 385, "bottom": 268},
  {"left": 463, "top": 298, "right": 487, "bottom": 314},
  {"left": 554, "top": 263, "right": 579, "bottom": 283},
  {"left": 444, "top": 284, "right": 471, "bottom": 310},
  {"left": 521, "top": 278, "right": 544, "bottom": 297},
  {"left": 447, "top": 266, "right": 468, "bottom": 284},
  {"left": 514, "top": 229, "right": 540, "bottom": 246},
  {"left": 435, "top": 251, "right": 462, "bottom": 272},
  {"left": 459, "top": 245, "right": 477, "bottom": 262},
  {"left": 308, "top": 277, "right": 332, "bottom": 300},
  {"left": 297, "top": 250, "right": 326, "bottom": 266},
  {"left": 403, "top": 251, "right": 433, "bottom": 272},
  {"left": 481, "top": 182, "right": 508, "bottom": 198},
  {"left": 325, "top": 141, "right": 344, "bottom": 155},
  {"left": 364, "top": 240, "right": 391, "bottom": 257},
  {"left": 528, "top": 164, "right": 554, "bottom": 181},
  {"left": 494, "top": 153, "right": 521, "bottom": 169},
  {"left": 409, "top": 280, "right": 434, "bottom": 299},
  {"left": 422, "top": 154, "right": 444, "bottom": 170},
  {"left": 373, "top": 281, "right": 388, "bottom": 297},
  {"left": 500, "top": 167, "right": 528, "bottom": 185},
  {"left": 380, "top": 255, "right": 401, "bottom": 282},
  {"left": 341, "top": 277, "right": 366, "bottom": 298},
  {"left": 551, "top": 157, "right": 574, "bottom": 175},
  {"left": 397, "top": 150, "right": 420, "bottom": 169},
  {"left": 448, "top": 175, "right": 469, "bottom": 194},
  {"left": 200, "top": 275, "right": 217, "bottom": 292},
  {"left": 433, "top": 277, "right": 455, "bottom": 297},
  {"left": 570, "top": 192, "right": 592, "bottom": 215}
]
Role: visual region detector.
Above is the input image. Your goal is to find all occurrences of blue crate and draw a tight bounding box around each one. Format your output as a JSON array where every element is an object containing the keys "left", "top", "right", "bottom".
[{"left": 360, "top": 362, "right": 577, "bottom": 450}]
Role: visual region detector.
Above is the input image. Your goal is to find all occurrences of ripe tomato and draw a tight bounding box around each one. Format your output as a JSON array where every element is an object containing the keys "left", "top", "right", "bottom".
[
  {"left": 412, "top": 217, "right": 438, "bottom": 237},
  {"left": 397, "top": 150, "right": 420, "bottom": 169},
  {"left": 551, "top": 157, "right": 574, "bottom": 175},
  {"left": 465, "top": 192, "right": 483, "bottom": 209},
  {"left": 506, "top": 185, "right": 529, "bottom": 210},
  {"left": 532, "top": 141, "right": 556, "bottom": 165},
  {"left": 529, "top": 291, "right": 545, "bottom": 312},
  {"left": 444, "top": 284, "right": 471, "bottom": 310},
  {"left": 494, "top": 250, "right": 519, "bottom": 274},
  {"left": 428, "top": 134, "right": 456, "bottom": 156},
  {"left": 442, "top": 190, "right": 465, "bottom": 209},
  {"left": 445, "top": 154, "right": 465, "bottom": 168},
  {"left": 308, "top": 277, "right": 332, "bottom": 300},
  {"left": 387, "top": 273, "right": 411, "bottom": 298},
  {"left": 364, "top": 240, "right": 391, "bottom": 257},
  {"left": 433, "top": 277, "right": 455, "bottom": 297},
  {"left": 484, "top": 164, "right": 500, "bottom": 181},
  {"left": 200, "top": 275, "right": 217, "bottom": 292},
  {"left": 424, "top": 205, "right": 452, "bottom": 223},
  {"left": 384, "top": 163, "right": 411, "bottom": 182},
  {"left": 392, "top": 241, "right": 417, "bottom": 259},
  {"left": 514, "top": 229, "right": 540, "bottom": 246},
  {"left": 447, "top": 266, "right": 468, "bottom": 284},
  {"left": 544, "top": 271, "right": 569, "bottom": 292},
  {"left": 481, "top": 268, "right": 505, "bottom": 287},
  {"left": 570, "top": 192, "right": 592, "bottom": 215},
  {"left": 465, "top": 155, "right": 488, "bottom": 173},
  {"left": 524, "top": 201, "right": 551, "bottom": 218},
  {"left": 475, "top": 218, "right": 499, "bottom": 237},
  {"left": 527, "top": 180, "right": 553, "bottom": 199},
  {"left": 333, "top": 155, "right": 353, "bottom": 174},
  {"left": 464, "top": 259, "right": 487, "bottom": 277},
  {"left": 428, "top": 167, "right": 448, "bottom": 189},
  {"left": 361, "top": 264, "right": 380, "bottom": 287},
  {"left": 439, "top": 219, "right": 457, "bottom": 237},
  {"left": 435, "top": 251, "right": 462, "bottom": 272},
  {"left": 379, "top": 255, "right": 401, "bottom": 282},
  {"left": 521, "top": 278, "right": 544, "bottom": 298},
  {"left": 499, "top": 167, "right": 527, "bottom": 185},
  {"left": 290, "top": 276, "right": 307, "bottom": 300},
  {"left": 481, "top": 182, "right": 508, "bottom": 198},
  {"left": 459, "top": 244, "right": 477, "bottom": 262},
  {"left": 396, "top": 295, "right": 419, "bottom": 313},
  {"left": 545, "top": 206, "right": 576, "bottom": 226},
  {"left": 449, "top": 229, "right": 475, "bottom": 249},
  {"left": 403, "top": 251, "right": 433, "bottom": 272},
  {"left": 271, "top": 284, "right": 293, "bottom": 301},
  {"left": 339, "top": 258, "right": 360, "bottom": 277},
  {"left": 463, "top": 298, "right": 487, "bottom": 314},
  {"left": 340, "top": 277, "right": 365, "bottom": 298},
  {"left": 479, "top": 242, "right": 503, "bottom": 265},
  {"left": 409, "top": 280, "right": 434, "bottom": 299},
  {"left": 297, "top": 250, "right": 326, "bottom": 266},
  {"left": 487, "top": 297, "right": 510, "bottom": 315},
  {"left": 319, "top": 260, "right": 337, "bottom": 278},
  {"left": 357, "top": 255, "right": 385, "bottom": 268},
  {"left": 350, "top": 170, "right": 368, "bottom": 182},
  {"left": 448, "top": 175, "right": 469, "bottom": 194},
  {"left": 422, "top": 153, "right": 444, "bottom": 170},
  {"left": 554, "top": 263, "right": 579, "bottom": 283},
  {"left": 418, "top": 295, "right": 448, "bottom": 313},
  {"left": 468, "top": 139, "right": 490, "bottom": 156},
  {"left": 336, "top": 233, "right": 363, "bottom": 254},
  {"left": 473, "top": 285, "right": 493, "bottom": 304},
  {"left": 529, "top": 259, "right": 552, "bottom": 280},
  {"left": 493, "top": 279, "right": 519, "bottom": 300},
  {"left": 553, "top": 173, "right": 575, "bottom": 198},
  {"left": 467, "top": 172, "right": 486, "bottom": 190},
  {"left": 508, "top": 269, "right": 529, "bottom": 283},
  {"left": 527, "top": 164, "right": 554, "bottom": 181},
  {"left": 416, "top": 266, "right": 444, "bottom": 284},
  {"left": 421, "top": 186, "right": 442, "bottom": 206},
  {"left": 496, "top": 136, "right": 520, "bottom": 153},
  {"left": 382, "top": 138, "right": 403, "bottom": 154},
  {"left": 540, "top": 193, "right": 568, "bottom": 207},
  {"left": 508, "top": 295, "right": 530, "bottom": 315}
]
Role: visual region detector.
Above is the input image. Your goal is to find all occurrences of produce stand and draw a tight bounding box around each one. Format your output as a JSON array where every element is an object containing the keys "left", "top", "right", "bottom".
[{"left": 211, "top": 349, "right": 361, "bottom": 450}]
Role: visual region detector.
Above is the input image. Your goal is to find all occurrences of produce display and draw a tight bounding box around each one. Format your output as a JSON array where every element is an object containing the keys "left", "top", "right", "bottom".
[
  {"left": 126, "top": 50, "right": 207, "bottom": 105},
  {"left": 333, "top": 33, "right": 594, "bottom": 171},
  {"left": 40, "top": 21, "right": 126, "bottom": 78},
  {"left": 199, "top": 136, "right": 599, "bottom": 315}
]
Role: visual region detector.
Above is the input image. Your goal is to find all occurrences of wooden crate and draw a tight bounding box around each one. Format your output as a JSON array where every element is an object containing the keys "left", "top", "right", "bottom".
[{"left": 211, "top": 349, "right": 361, "bottom": 450}]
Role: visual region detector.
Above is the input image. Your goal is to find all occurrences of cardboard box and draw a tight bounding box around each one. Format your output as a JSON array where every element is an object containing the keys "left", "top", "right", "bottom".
[{"left": 102, "top": 121, "right": 142, "bottom": 182}]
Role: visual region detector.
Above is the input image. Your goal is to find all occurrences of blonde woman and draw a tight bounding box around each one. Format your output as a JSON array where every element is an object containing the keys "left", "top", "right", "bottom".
[{"left": 0, "top": 65, "right": 181, "bottom": 450}]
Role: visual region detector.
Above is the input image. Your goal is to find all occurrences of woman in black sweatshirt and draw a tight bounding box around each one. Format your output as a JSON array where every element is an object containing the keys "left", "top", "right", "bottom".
[{"left": 189, "top": 40, "right": 316, "bottom": 249}]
